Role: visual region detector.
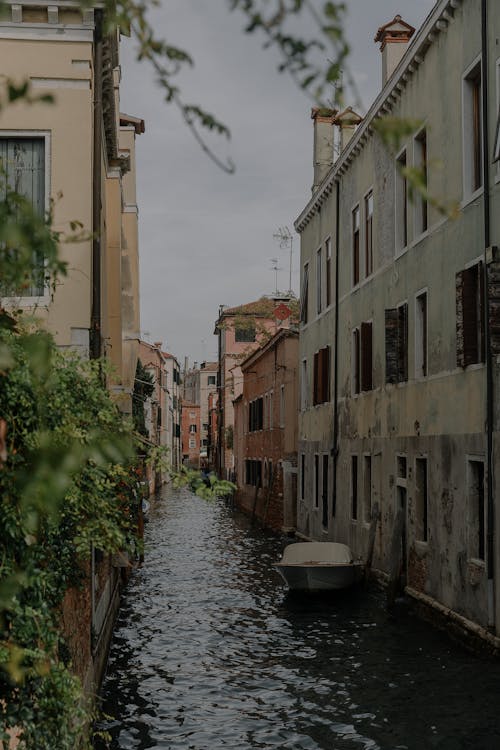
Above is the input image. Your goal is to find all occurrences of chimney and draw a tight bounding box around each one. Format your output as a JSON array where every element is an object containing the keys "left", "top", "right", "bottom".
[
  {"left": 334, "top": 107, "right": 364, "bottom": 153},
  {"left": 375, "top": 15, "right": 415, "bottom": 86},
  {"left": 311, "top": 107, "right": 336, "bottom": 193}
]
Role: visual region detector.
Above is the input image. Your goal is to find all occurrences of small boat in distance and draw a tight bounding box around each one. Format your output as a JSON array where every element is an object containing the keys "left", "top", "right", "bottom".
[{"left": 275, "top": 542, "right": 363, "bottom": 592}]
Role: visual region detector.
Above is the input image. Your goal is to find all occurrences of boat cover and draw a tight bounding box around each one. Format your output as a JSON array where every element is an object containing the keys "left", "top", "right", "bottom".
[{"left": 279, "top": 542, "right": 353, "bottom": 565}]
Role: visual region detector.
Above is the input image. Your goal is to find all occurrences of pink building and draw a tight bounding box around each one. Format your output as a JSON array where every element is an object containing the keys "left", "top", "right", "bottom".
[
  {"left": 214, "top": 296, "right": 297, "bottom": 480},
  {"left": 182, "top": 402, "right": 200, "bottom": 468}
]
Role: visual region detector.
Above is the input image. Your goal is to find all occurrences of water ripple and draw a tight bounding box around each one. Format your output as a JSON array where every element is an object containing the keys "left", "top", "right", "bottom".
[{"left": 96, "top": 488, "right": 500, "bottom": 750}]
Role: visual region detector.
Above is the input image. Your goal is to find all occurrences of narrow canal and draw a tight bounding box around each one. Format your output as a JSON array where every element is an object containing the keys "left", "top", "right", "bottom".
[{"left": 96, "top": 487, "right": 500, "bottom": 750}]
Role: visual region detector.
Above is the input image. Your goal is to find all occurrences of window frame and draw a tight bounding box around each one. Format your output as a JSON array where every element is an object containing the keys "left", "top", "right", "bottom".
[
  {"left": 0, "top": 130, "right": 51, "bottom": 304},
  {"left": 415, "top": 289, "right": 428, "bottom": 379},
  {"left": 395, "top": 147, "right": 409, "bottom": 256},
  {"left": 413, "top": 127, "right": 428, "bottom": 237},
  {"left": 352, "top": 204, "right": 361, "bottom": 287},
  {"left": 316, "top": 245, "right": 323, "bottom": 315},
  {"left": 462, "top": 56, "right": 483, "bottom": 201},
  {"left": 364, "top": 188, "right": 374, "bottom": 278}
]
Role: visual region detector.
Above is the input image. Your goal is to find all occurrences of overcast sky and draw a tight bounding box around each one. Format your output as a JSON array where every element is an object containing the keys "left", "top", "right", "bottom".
[{"left": 119, "top": 0, "right": 436, "bottom": 366}]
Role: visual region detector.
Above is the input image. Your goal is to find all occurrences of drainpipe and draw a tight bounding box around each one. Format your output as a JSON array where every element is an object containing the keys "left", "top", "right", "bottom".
[
  {"left": 331, "top": 179, "right": 340, "bottom": 520},
  {"left": 90, "top": 10, "right": 103, "bottom": 361},
  {"left": 481, "top": 0, "right": 495, "bottom": 629}
]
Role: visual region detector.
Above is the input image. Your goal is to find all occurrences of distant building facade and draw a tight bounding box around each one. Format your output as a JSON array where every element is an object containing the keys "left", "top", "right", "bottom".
[
  {"left": 234, "top": 328, "right": 299, "bottom": 532},
  {"left": 183, "top": 361, "right": 218, "bottom": 467},
  {"left": 214, "top": 297, "right": 296, "bottom": 480},
  {"left": 163, "top": 351, "right": 182, "bottom": 470},
  {"left": 182, "top": 402, "right": 201, "bottom": 468}
]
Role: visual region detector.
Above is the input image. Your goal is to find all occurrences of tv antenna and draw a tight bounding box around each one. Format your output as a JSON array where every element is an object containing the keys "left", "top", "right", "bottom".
[
  {"left": 269, "top": 257, "right": 282, "bottom": 295},
  {"left": 273, "top": 226, "right": 293, "bottom": 294}
]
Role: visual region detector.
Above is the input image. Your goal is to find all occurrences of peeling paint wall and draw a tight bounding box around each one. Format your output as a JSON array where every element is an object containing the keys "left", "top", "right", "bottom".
[{"left": 297, "top": 0, "right": 500, "bottom": 636}]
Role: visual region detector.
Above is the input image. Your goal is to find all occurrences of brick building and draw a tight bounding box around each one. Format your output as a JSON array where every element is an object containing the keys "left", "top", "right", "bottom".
[
  {"left": 182, "top": 402, "right": 201, "bottom": 468},
  {"left": 234, "top": 328, "right": 299, "bottom": 532}
]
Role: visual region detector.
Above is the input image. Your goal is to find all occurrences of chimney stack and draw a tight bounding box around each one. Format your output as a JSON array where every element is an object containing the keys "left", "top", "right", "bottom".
[
  {"left": 334, "top": 107, "right": 364, "bottom": 153},
  {"left": 375, "top": 15, "right": 415, "bottom": 86},
  {"left": 311, "top": 107, "right": 336, "bottom": 193}
]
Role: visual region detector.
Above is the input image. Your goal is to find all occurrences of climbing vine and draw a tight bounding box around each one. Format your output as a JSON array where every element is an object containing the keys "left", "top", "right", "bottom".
[{"left": 0, "top": 322, "right": 142, "bottom": 748}]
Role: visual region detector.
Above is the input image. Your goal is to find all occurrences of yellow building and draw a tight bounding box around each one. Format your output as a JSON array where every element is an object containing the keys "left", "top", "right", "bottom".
[{"left": 0, "top": 1, "right": 144, "bottom": 413}]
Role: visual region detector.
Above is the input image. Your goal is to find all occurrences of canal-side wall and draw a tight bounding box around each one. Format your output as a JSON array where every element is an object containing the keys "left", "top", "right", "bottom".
[{"left": 295, "top": 0, "right": 500, "bottom": 646}]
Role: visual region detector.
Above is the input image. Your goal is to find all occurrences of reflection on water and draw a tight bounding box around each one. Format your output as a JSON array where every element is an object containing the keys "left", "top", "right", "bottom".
[{"left": 96, "top": 488, "right": 500, "bottom": 750}]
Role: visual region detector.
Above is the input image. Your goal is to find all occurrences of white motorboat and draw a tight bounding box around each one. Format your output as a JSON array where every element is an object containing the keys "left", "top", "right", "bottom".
[{"left": 275, "top": 541, "right": 363, "bottom": 592}]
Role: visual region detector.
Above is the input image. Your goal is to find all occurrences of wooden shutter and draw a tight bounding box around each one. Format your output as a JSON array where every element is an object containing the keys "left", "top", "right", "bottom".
[
  {"left": 397, "top": 304, "right": 408, "bottom": 382},
  {"left": 361, "top": 322, "right": 373, "bottom": 391},
  {"left": 322, "top": 346, "right": 330, "bottom": 402},
  {"left": 463, "top": 265, "right": 480, "bottom": 366},
  {"left": 313, "top": 351, "right": 319, "bottom": 405},
  {"left": 385, "top": 308, "right": 398, "bottom": 384},
  {"left": 353, "top": 328, "right": 360, "bottom": 394},
  {"left": 456, "top": 270, "right": 465, "bottom": 367},
  {"left": 488, "top": 260, "right": 500, "bottom": 357}
]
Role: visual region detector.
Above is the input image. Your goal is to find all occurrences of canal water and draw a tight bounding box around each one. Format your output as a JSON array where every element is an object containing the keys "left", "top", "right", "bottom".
[{"left": 96, "top": 487, "right": 500, "bottom": 750}]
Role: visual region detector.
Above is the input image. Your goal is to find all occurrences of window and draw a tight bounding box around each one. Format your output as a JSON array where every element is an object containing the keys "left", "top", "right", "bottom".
[
  {"left": 363, "top": 455, "right": 372, "bottom": 523},
  {"left": 468, "top": 459, "right": 485, "bottom": 560},
  {"left": 208, "top": 375, "right": 216, "bottom": 386},
  {"left": 415, "top": 458, "right": 428, "bottom": 542},
  {"left": 415, "top": 291, "right": 428, "bottom": 378},
  {"left": 235, "top": 324, "right": 255, "bottom": 343},
  {"left": 203, "top": 423, "right": 209, "bottom": 431},
  {"left": 269, "top": 390, "right": 273, "bottom": 429},
  {"left": 189, "top": 411, "right": 196, "bottom": 418},
  {"left": 279, "top": 384, "right": 285, "bottom": 428},
  {"left": 396, "top": 150, "right": 408, "bottom": 252},
  {"left": 414, "top": 129, "right": 428, "bottom": 234},
  {"left": 301, "top": 359, "right": 308, "bottom": 410},
  {"left": 352, "top": 205, "right": 360, "bottom": 285},
  {"left": 189, "top": 438, "right": 196, "bottom": 449},
  {"left": 322, "top": 454, "right": 329, "bottom": 528},
  {"left": 456, "top": 263, "right": 484, "bottom": 368},
  {"left": 248, "top": 398, "right": 264, "bottom": 431},
  {"left": 314, "top": 454, "right": 319, "bottom": 509},
  {"left": 313, "top": 346, "right": 330, "bottom": 405},
  {"left": 300, "top": 453, "right": 306, "bottom": 501},
  {"left": 463, "top": 61, "right": 483, "bottom": 196},
  {"left": 264, "top": 393, "right": 268, "bottom": 429},
  {"left": 353, "top": 322, "right": 373, "bottom": 394},
  {"left": 316, "top": 246, "right": 322, "bottom": 314},
  {"left": 365, "top": 191, "right": 374, "bottom": 277},
  {"left": 351, "top": 455, "right": 358, "bottom": 521},
  {"left": 300, "top": 262, "right": 309, "bottom": 324},
  {"left": 245, "top": 459, "right": 262, "bottom": 488},
  {"left": 0, "top": 137, "right": 46, "bottom": 296},
  {"left": 326, "top": 237, "right": 332, "bottom": 307},
  {"left": 385, "top": 303, "right": 408, "bottom": 384},
  {"left": 189, "top": 424, "right": 197, "bottom": 433}
]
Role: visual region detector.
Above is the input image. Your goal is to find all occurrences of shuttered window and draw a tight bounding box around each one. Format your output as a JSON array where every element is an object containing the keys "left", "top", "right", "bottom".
[
  {"left": 313, "top": 346, "right": 330, "bottom": 405},
  {"left": 353, "top": 322, "right": 373, "bottom": 393},
  {"left": 456, "top": 263, "right": 484, "bottom": 368},
  {"left": 0, "top": 137, "right": 46, "bottom": 296},
  {"left": 385, "top": 303, "right": 408, "bottom": 384},
  {"left": 248, "top": 397, "right": 264, "bottom": 431}
]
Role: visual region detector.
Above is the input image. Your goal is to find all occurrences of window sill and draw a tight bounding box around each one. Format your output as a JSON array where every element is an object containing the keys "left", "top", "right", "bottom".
[
  {"left": 1, "top": 294, "right": 50, "bottom": 307},
  {"left": 395, "top": 245, "right": 409, "bottom": 260},
  {"left": 461, "top": 186, "right": 484, "bottom": 210}
]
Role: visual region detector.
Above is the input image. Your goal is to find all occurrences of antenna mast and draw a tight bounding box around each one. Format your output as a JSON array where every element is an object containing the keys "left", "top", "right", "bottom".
[{"left": 273, "top": 226, "right": 293, "bottom": 294}]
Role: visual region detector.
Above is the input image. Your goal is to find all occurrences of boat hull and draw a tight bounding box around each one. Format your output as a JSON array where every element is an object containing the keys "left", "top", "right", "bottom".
[{"left": 275, "top": 562, "right": 362, "bottom": 592}]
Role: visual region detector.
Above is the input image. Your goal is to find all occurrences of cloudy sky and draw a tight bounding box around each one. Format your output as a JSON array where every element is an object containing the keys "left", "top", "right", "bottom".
[{"left": 119, "top": 0, "right": 435, "bottom": 366}]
